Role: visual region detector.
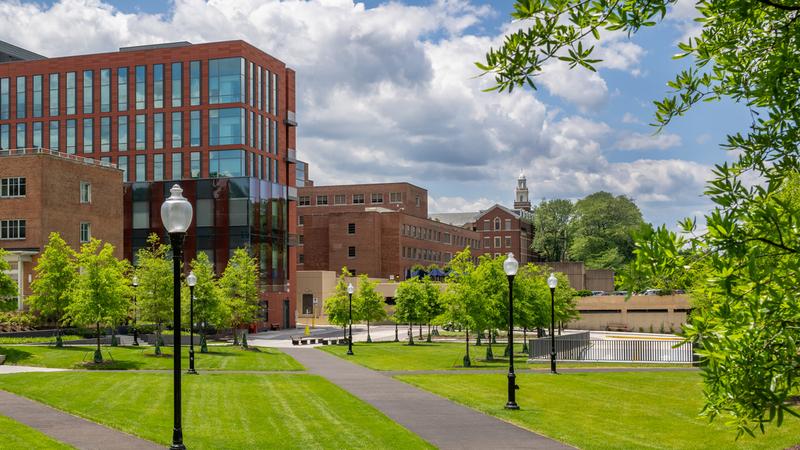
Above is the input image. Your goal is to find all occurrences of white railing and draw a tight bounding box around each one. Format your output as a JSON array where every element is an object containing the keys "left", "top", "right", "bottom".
[{"left": 0, "top": 147, "right": 118, "bottom": 169}]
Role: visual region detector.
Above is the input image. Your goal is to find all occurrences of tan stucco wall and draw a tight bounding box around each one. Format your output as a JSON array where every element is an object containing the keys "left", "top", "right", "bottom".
[{"left": 569, "top": 295, "right": 692, "bottom": 333}]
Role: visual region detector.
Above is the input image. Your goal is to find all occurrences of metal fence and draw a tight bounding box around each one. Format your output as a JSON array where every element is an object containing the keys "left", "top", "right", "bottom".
[{"left": 528, "top": 337, "right": 694, "bottom": 363}]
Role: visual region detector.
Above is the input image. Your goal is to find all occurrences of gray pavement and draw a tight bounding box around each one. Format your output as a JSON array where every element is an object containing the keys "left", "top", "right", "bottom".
[
  {"left": 0, "top": 389, "right": 163, "bottom": 450},
  {"left": 283, "top": 347, "right": 574, "bottom": 450}
]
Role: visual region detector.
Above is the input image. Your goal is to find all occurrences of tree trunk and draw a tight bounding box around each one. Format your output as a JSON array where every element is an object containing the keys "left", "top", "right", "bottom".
[
  {"left": 93, "top": 322, "right": 102, "bottom": 363},
  {"left": 408, "top": 323, "right": 414, "bottom": 345},
  {"left": 419, "top": 323, "right": 422, "bottom": 339},
  {"left": 367, "top": 319, "right": 372, "bottom": 343},
  {"left": 463, "top": 327, "right": 471, "bottom": 367},
  {"left": 426, "top": 323, "right": 431, "bottom": 343},
  {"left": 233, "top": 327, "right": 240, "bottom": 346},
  {"left": 486, "top": 330, "right": 494, "bottom": 361},
  {"left": 343, "top": 325, "right": 347, "bottom": 340},
  {"left": 155, "top": 323, "right": 162, "bottom": 356}
]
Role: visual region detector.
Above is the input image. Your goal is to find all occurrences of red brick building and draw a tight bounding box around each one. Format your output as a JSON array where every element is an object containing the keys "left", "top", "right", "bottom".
[
  {"left": 0, "top": 149, "right": 123, "bottom": 309},
  {"left": 0, "top": 40, "right": 298, "bottom": 328},
  {"left": 298, "top": 183, "right": 481, "bottom": 278}
]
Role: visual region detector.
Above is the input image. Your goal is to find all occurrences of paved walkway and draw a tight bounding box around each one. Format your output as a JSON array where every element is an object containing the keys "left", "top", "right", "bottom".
[
  {"left": 0, "top": 365, "right": 67, "bottom": 374},
  {"left": 0, "top": 389, "right": 162, "bottom": 450},
  {"left": 283, "top": 347, "right": 573, "bottom": 450}
]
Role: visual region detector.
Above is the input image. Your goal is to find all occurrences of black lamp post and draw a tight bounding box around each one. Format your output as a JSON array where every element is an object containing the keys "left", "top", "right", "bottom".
[
  {"left": 132, "top": 276, "right": 139, "bottom": 346},
  {"left": 547, "top": 272, "right": 558, "bottom": 374},
  {"left": 347, "top": 282, "right": 354, "bottom": 355},
  {"left": 161, "top": 184, "right": 193, "bottom": 450},
  {"left": 503, "top": 252, "right": 519, "bottom": 410},
  {"left": 187, "top": 271, "right": 197, "bottom": 375}
]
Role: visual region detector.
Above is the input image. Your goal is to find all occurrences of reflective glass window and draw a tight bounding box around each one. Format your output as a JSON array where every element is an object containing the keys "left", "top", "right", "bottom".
[
  {"left": 66, "top": 119, "right": 76, "bottom": 153},
  {"left": 135, "top": 114, "right": 145, "bottom": 150},
  {"left": 48, "top": 74, "right": 58, "bottom": 116},
  {"left": 209, "top": 149, "right": 245, "bottom": 177},
  {"left": 135, "top": 154, "right": 146, "bottom": 181},
  {"left": 208, "top": 57, "right": 245, "bottom": 104},
  {"left": 154, "top": 113, "right": 164, "bottom": 149},
  {"left": 82, "top": 70, "right": 93, "bottom": 114},
  {"left": 153, "top": 64, "right": 163, "bottom": 108},
  {"left": 32, "top": 75, "right": 42, "bottom": 117},
  {"left": 49, "top": 121, "right": 59, "bottom": 150},
  {"left": 133, "top": 201, "right": 148, "bottom": 228},
  {"left": 190, "top": 151, "right": 201, "bottom": 178},
  {"left": 0, "top": 124, "right": 8, "bottom": 150},
  {"left": 118, "top": 116, "right": 128, "bottom": 151},
  {"left": 171, "top": 153, "right": 182, "bottom": 180},
  {"left": 16, "top": 76, "right": 25, "bottom": 118},
  {"left": 0, "top": 78, "right": 8, "bottom": 120},
  {"left": 100, "top": 117, "right": 110, "bottom": 152},
  {"left": 209, "top": 108, "right": 244, "bottom": 146},
  {"left": 248, "top": 61, "right": 254, "bottom": 106},
  {"left": 190, "top": 61, "right": 200, "bottom": 106},
  {"left": 135, "top": 65, "right": 146, "bottom": 110},
  {"left": 190, "top": 110, "right": 200, "bottom": 146},
  {"left": 171, "top": 111, "right": 182, "bottom": 148},
  {"left": 16, "top": 123, "right": 26, "bottom": 148},
  {"left": 32, "top": 122, "right": 42, "bottom": 148},
  {"left": 66, "top": 72, "right": 76, "bottom": 114},
  {"left": 257, "top": 66, "right": 262, "bottom": 110},
  {"left": 171, "top": 62, "right": 182, "bottom": 107},
  {"left": 82, "top": 118, "right": 93, "bottom": 153},
  {"left": 196, "top": 199, "right": 214, "bottom": 227},
  {"left": 117, "top": 67, "right": 128, "bottom": 111},
  {"left": 271, "top": 72, "right": 277, "bottom": 115},
  {"left": 153, "top": 154, "right": 164, "bottom": 181},
  {"left": 249, "top": 111, "right": 254, "bottom": 146},
  {"left": 100, "top": 69, "right": 111, "bottom": 112},
  {"left": 119, "top": 156, "right": 128, "bottom": 182}
]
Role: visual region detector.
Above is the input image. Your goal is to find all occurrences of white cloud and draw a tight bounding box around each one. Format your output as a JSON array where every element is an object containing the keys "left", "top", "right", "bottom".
[
  {"left": 622, "top": 112, "right": 643, "bottom": 124},
  {"left": 615, "top": 132, "right": 682, "bottom": 151},
  {"left": 429, "top": 195, "right": 495, "bottom": 213}
]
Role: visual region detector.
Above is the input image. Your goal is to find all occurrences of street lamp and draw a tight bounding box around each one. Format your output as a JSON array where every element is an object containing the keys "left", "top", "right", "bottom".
[
  {"left": 132, "top": 276, "right": 139, "bottom": 346},
  {"left": 186, "top": 271, "right": 197, "bottom": 375},
  {"left": 347, "top": 282, "right": 354, "bottom": 355},
  {"left": 312, "top": 297, "right": 318, "bottom": 329},
  {"left": 160, "top": 184, "right": 193, "bottom": 450},
  {"left": 503, "top": 252, "right": 519, "bottom": 410},
  {"left": 547, "top": 272, "right": 558, "bottom": 375}
]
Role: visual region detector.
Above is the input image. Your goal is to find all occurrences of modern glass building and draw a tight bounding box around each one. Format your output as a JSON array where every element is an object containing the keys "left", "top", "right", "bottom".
[{"left": 0, "top": 40, "right": 299, "bottom": 329}]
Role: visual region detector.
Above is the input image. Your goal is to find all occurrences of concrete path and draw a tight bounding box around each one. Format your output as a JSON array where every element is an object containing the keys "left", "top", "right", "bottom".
[
  {"left": 0, "top": 365, "right": 67, "bottom": 374},
  {"left": 0, "top": 389, "right": 163, "bottom": 450},
  {"left": 283, "top": 347, "right": 573, "bottom": 450}
]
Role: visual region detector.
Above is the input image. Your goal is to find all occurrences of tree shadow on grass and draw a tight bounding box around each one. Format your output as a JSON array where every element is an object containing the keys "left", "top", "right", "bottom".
[{"left": 0, "top": 346, "right": 33, "bottom": 364}]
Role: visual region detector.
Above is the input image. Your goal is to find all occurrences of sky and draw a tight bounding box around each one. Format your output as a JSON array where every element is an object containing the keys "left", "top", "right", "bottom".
[{"left": 0, "top": 0, "right": 752, "bottom": 227}]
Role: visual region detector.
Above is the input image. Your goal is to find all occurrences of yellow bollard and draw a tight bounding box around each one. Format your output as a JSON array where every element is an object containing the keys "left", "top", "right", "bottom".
[{"left": 304, "top": 325, "right": 310, "bottom": 336}]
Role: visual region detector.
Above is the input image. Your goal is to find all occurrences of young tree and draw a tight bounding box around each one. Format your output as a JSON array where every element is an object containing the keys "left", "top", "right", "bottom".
[
  {"left": 324, "top": 267, "right": 353, "bottom": 339},
  {"left": 219, "top": 248, "right": 260, "bottom": 347},
  {"left": 0, "top": 249, "right": 19, "bottom": 310},
  {"left": 183, "top": 251, "right": 225, "bottom": 353},
  {"left": 355, "top": 274, "right": 386, "bottom": 343},
  {"left": 418, "top": 276, "right": 443, "bottom": 343},
  {"left": 513, "top": 264, "right": 549, "bottom": 354},
  {"left": 532, "top": 199, "right": 574, "bottom": 262},
  {"left": 27, "top": 233, "right": 76, "bottom": 347},
  {"left": 473, "top": 254, "right": 506, "bottom": 358},
  {"left": 441, "top": 248, "right": 484, "bottom": 366},
  {"left": 65, "top": 239, "right": 131, "bottom": 363},
  {"left": 394, "top": 278, "right": 423, "bottom": 345},
  {"left": 135, "top": 234, "right": 172, "bottom": 355},
  {"left": 480, "top": 0, "right": 800, "bottom": 433}
]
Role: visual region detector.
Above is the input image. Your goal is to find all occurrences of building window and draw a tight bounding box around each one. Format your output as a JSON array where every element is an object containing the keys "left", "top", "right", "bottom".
[
  {"left": 171, "top": 62, "right": 182, "bottom": 107},
  {"left": 171, "top": 153, "right": 182, "bottom": 180},
  {"left": 119, "top": 156, "right": 128, "bottom": 182},
  {"left": 154, "top": 113, "right": 164, "bottom": 149},
  {"left": 494, "top": 236, "right": 501, "bottom": 248},
  {"left": 80, "top": 223, "right": 91, "bottom": 243},
  {"left": 82, "top": 70, "right": 93, "bottom": 114},
  {"left": 0, "top": 124, "right": 7, "bottom": 150},
  {"left": 0, "top": 178, "right": 26, "bottom": 198},
  {"left": 493, "top": 217, "right": 500, "bottom": 230},
  {"left": 209, "top": 57, "right": 245, "bottom": 104},
  {"left": 196, "top": 198, "right": 214, "bottom": 227},
  {"left": 390, "top": 192, "right": 402, "bottom": 203},
  {"left": 153, "top": 154, "right": 164, "bottom": 181},
  {"left": 505, "top": 236, "right": 512, "bottom": 248},
  {"left": 0, "top": 219, "right": 26, "bottom": 240},
  {"left": 190, "top": 110, "right": 200, "bottom": 147},
  {"left": 136, "top": 154, "right": 146, "bottom": 182},
  {"left": 190, "top": 152, "right": 200, "bottom": 178},
  {"left": 100, "top": 117, "right": 110, "bottom": 152},
  {"left": 348, "top": 246, "right": 356, "bottom": 258},
  {"left": 334, "top": 194, "right": 346, "bottom": 205},
  {"left": 32, "top": 75, "right": 42, "bottom": 118},
  {"left": 132, "top": 201, "right": 148, "bottom": 229},
  {"left": 16, "top": 123, "right": 26, "bottom": 148},
  {"left": 209, "top": 149, "right": 245, "bottom": 177},
  {"left": 48, "top": 73, "right": 59, "bottom": 117},
  {"left": 66, "top": 72, "right": 76, "bottom": 115},
  {"left": 298, "top": 215, "right": 304, "bottom": 226},
  {"left": 209, "top": 108, "right": 245, "bottom": 145},
  {"left": 371, "top": 193, "right": 383, "bottom": 204},
  {"left": 348, "top": 223, "right": 356, "bottom": 234},
  {"left": 118, "top": 116, "right": 128, "bottom": 151},
  {"left": 298, "top": 234, "right": 304, "bottom": 245},
  {"left": 80, "top": 182, "right": 91, "bottom": 203},
  {"left": 153, "top": 64, "right": 164, "bottom": 108},
  {"left": 299, "top": 196, "right": 310, "bottom": 206},
  {"left": 66, "top": 119, "right": 76, "bottom": 154},
  {"left": 271, "top": 72, "right": 277, "bottom": 115},
  {"left": 135, "top": 114, "right": 145, "bottom": 150},
  {"left": 135, "top": 65, "right": 146, "bottom": 110},
  {"left": 257, "top": 66, "right": 262, "bottom": 110},
  {"left": 505, "top": 219, "right": 512, "bottom": 230},
  {"left": 117, "top": 67, "right": 128, "bottom": 111},
  {"left": 171, "top": 112, "right": 182, "bottom": 148},
  {"left": 0, "top": 78, "right": 8, "bottom": 120},
  {"left": 49, "top": 121, "right": 59, "bottom": 150},
  {"left": 415, "top": 195, "right": 420, "bottom": 207},
  {"left": 298, "top": 253, "right": 304, "bottom": 264},
  {"left": 190, "top": 61, "right": 200, "bottom": 106},
  {"left": 82, "top": 118, "right": 93, "bottom": 153},
  {"left": 316, "top": 195, "right": 328, "bottom": 206},
  {"left": 32, "top": 122, "right": 42, "bottom": 148},
  {"left": 100, "top": 69, "right": 111, "bottom": 113},
  {"left": 16, "top": 76, "right": 26, "bottom": 118},
  {"left": 352, "top": 194, "right": 364, "bottom": 204}
]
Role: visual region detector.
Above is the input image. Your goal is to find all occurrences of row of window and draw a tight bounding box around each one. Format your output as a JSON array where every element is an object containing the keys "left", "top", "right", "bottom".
[
  {"left": 0, "top": 219, "right": 90, "bottom": 242},
  {"left": 402, "top": 223, "right": 479, "bottom": 249},
  {"left": 298, "top": 191, "right": 405, "bottom": 207},
  {"left": 402, "top": 246, "right": 452, "bottom": 263},
  {"left": 0, "top": 58, "right": 279, "bottom": 120},
  {"left": 0, "top": 177, "right": 25, "bottom": 198},
  {"left": 0, "top": 109, "right": 280, "bottom": 155},
  {"left": 484, "top": 217, "right": 514, "bottom": 231},
  {"left": 112, "top": 150, "right": 281, "bottom": 183},
  {"left": 484, "top": 236, "right": 513, "bottom": 249}
]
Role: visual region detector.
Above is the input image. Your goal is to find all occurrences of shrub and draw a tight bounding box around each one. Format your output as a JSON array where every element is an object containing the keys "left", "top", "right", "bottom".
[{"left": 576, "top": 290, "right": 593, "bottom": 297}]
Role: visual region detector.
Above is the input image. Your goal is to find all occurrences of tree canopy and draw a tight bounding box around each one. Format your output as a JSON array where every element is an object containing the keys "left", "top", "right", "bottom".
[
  {"left": 354, "top": 274, "right": 387, "bottom": 341},
  {"left": 219, "top": 248, "right": 260, "bottom": 339},
  {"left": 569, "top": 192, "right": 644, "bottom": 270},
  {"left": 28, "top": 233, "right": 77, "bottom": 339},
  {"left": 479, "top": 0, "right": 800, "bottom": 435},
  {"left": 324, "top": 267, "right": 354, "bottom": 333},
  {"left": 531, "top": 199, "right": 573, "bottom": 262},
  {"left": 134, "top": 234, "right": 173, "bottom": 341},
  {"left": 183, "top": 251, "right": 226, "bottom": 334}
]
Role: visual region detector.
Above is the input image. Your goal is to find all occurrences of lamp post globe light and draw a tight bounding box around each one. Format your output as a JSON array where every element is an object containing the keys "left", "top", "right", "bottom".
[
  {"left": 186, "top": 271, "right": 198, "bottom": 375},
  {"left": 160, "top": 184, "right": 193, "bottom": 450},
  {"left": 347, "top": 282, "right": 355, "bottom": 355},
  {"left": 503, "top": 252, "right": 519, "bottom": 410},
  {"left": 132, "top": 276, "right": 139, "bottom": 346},
  {"left": 547, "top": 273, "right": 559, "bottom": 375}
]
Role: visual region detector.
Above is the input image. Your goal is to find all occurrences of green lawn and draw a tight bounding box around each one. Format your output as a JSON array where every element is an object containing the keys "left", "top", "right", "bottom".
[
  {"left": 0, "top": 335, "right": 83, "bottom": 345},
  {"left": 321, "top": 341, "right": 687, "bottom": 371},
  {"left": 0, "top": 372, "right": 432, "bottom": 449},
  {"left": 0, "top": 414, "right": 73, "bottom": 449},
  {"left": 398, "top": 371, "right": 800, "bottom": 450},
  {"left": 0, "top": 345, "right": 303, "bottom": 371}
]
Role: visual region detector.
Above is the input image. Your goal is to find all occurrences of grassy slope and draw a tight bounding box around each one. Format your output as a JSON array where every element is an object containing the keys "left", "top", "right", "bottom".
[
  {"left": 0, "top": 372, "right": 432, "bottom": 450},
  {"left": 0, "top": 345, "right": 303, "bottom": 371},
  {"left": 398, "top": 371, "right": 800, "bottom": 450},
  {"left": 0, "top": 336, "right": 83, "bottom": 345},
  {"left": 0, "top": 414, "right": 74, "bottom": 449}
]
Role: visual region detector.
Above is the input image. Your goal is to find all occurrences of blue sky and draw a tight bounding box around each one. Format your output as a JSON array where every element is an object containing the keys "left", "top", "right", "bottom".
[{"left": 1, "top": 0, "right": 748, "bottom": 227}]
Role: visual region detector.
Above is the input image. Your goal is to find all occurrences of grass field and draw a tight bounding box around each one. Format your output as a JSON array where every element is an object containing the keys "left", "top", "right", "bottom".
[
  {"left": 0, "top": 345, "right": 303, "bottom": 371},
  {"left": 0, "top": 372, "right": 432, "bottom": 449},
  {"left": 0, "top": 414, "right": 73, "bottom": 449},
  {"left": 398, "top": 371, "right": 800, "bottom": 450},
  {"left": 0, "top": 335, "right": 84, "bottom": 345}
]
